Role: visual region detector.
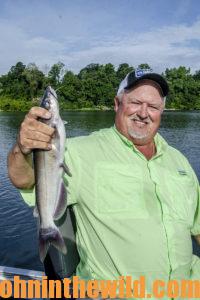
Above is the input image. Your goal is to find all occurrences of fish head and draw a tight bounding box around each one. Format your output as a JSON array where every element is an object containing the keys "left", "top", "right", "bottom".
[{"left": 40, "top": 86, "right": 59, "bottom": 116}]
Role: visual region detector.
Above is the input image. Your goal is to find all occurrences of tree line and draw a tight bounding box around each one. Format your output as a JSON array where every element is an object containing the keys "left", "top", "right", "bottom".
[{"left": 0, "top": 61, "right": 200, "bottom": 111}]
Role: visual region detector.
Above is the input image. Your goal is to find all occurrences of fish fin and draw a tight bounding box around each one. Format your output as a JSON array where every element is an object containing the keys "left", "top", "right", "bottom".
[
  {"left": 39, "top": 235, "right": 50, "bottom": 262},
  {"left": 53, "top": 181, "right": 67, "bottom": 220},
  {"left": 51, "top": 229, "right": 67, "bottom": 255},
  {"left": 33, "top": 206, "right": 39, "bottom": 218},
  {"left": 39, "top": 227, "right": 67, "bottom": 262},
  {"left": 60, "top": 161, "right": 72, "bottom": 177}
]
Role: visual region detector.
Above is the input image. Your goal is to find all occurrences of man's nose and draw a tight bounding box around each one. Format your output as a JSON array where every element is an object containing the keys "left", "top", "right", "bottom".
[{"left": 138, "top": 103, "right": 148, "bottom": 119}]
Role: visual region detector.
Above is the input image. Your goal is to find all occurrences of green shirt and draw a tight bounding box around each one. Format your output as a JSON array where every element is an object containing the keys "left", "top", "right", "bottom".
[{"left": 21, "top": 126, "right": 200, "bottom": 298}]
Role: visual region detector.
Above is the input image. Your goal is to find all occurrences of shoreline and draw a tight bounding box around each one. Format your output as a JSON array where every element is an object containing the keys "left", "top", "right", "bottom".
[{"left": 0, "top": 108, "right": 200, "bottom": 112}]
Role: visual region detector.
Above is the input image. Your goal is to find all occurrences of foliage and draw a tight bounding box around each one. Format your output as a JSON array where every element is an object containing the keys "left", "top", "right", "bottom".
[
  {"left": 164, "top": 66, "right": 200, "bottom": 110},
  {"left": 23, "top": 63, "right": 45, "bottom": 99},
  {"left": 47, "top": 62, "right": 65, "bottom": 88},
  {"left": 0, "top": 61, "right": 200, "bottom": 111},
  {"left": 137, "top": 63, "right": 152, "bottom": 71},
  {"left": 116, "top": 63, "right": 134, "bottom": 82},
  {"left": 0, "top": 96, "right": 36, "bottom": 111}
]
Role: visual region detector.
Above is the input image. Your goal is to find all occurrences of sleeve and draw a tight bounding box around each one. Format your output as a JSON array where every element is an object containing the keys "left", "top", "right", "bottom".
[
  {"left": 63, "top": 138, "right": 81, "bottom": 206},
  {"left": 20, "top": 187, "right": 35, "bottom": 207},
  {"left": 20, "top": 138, "right": 81, "bottom": 207},
  {"left": 180, "top": 156, "right": 200, "bottom": 236},
  {"left": 191, "top": 186, "right": 200, "bottom": 236}
]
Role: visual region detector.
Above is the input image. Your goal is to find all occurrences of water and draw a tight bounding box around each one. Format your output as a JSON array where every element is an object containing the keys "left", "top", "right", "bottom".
[{"left": 0, "top": 110, "right": 200, "bottom": 273}]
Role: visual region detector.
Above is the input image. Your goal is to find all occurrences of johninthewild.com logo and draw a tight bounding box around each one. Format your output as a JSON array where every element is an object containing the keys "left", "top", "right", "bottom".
[{"left": 0, "top": 275, "right": 200, "bottom": 298}]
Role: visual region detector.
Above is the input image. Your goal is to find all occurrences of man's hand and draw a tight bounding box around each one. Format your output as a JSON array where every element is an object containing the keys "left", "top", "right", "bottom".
[
  {"left": 17, "top": 106, "right": 55, "bottom": 154},
  {"left": 7, "top": 106, "right": 55, "bottom": 189}
]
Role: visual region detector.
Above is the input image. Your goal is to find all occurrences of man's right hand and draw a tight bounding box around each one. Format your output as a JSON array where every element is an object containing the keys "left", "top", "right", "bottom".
[
  {"left": 7, "top": 106, "right": 55, "bottom": 189},
  {"left": 17, "top": 106, "right": 55, "bottom": 155}
]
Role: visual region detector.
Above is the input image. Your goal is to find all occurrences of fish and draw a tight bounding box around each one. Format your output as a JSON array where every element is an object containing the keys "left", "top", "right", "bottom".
[{"left": 33, "top": 86, "right": 71, "bottom": 262}]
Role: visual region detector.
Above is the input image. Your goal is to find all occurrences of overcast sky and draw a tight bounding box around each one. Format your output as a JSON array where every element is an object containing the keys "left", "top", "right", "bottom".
[{"left": 0, "top": 0, "right": 200, "bottom": 75}]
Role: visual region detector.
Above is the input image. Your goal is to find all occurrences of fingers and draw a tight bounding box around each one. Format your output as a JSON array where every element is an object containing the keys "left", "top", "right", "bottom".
[
  {"left": 27, "top": 106, "right": 51, "bottom": 120},
  {"left": 17, "top": 106, "right": 55, "bottom": 155},
  {"left": 18, "top": 136, "right": 52, "bottom": 153},
  {"left": 24, "top": 116, "right": 55, "bottom": 136},
  {"left": 26, "top": 131, "right": 52, "bottom": 143}
]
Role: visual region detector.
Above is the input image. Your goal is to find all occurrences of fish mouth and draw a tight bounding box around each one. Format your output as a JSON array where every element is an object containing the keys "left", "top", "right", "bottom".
[
  {"left": 47, "top": 86, "right": 57, "bottom": 99},
  {"left": 50, "top": 89, "right": 57, "bottom": 99}
]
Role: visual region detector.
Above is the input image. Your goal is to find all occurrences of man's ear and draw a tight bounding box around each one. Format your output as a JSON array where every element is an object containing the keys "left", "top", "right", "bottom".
[{"left": 114, "top": 96, "right": 120, "bottom": 112}]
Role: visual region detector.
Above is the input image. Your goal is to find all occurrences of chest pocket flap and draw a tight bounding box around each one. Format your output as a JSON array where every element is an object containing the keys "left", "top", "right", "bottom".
[{"left": 163, "top": 170, "right": 198, "bottom": 226}]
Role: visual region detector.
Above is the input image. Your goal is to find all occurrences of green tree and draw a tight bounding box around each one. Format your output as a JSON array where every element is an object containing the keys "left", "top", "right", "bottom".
[
  {"left": 116, "top": 63, "right": 134, "bottom": 82},
  {"left": 164, "top": 66, "right": 200, "bottom": 109},
  {"left": 78, "top": 63, "right": 118, "bottom": 107},
  {"left": 193, "top": 70, "right": 200, "bottom": 81},
  {"left": 137, "top": 63, "right": 152, "bottom": 70},
  {"left": 59, "top": 71, "right": 83, "bottom": 108},
  {"left": 47, "top": 62, "right": 65, "bottom": 88},
  {"left": 0, "top": 62, "right": 28, "bottom": 99},
  {"left": 23, "top": 63, "right": 45, "bottom": 99},
  {"left": 1, "top": 61, "right": 200, "bottom": 111}
]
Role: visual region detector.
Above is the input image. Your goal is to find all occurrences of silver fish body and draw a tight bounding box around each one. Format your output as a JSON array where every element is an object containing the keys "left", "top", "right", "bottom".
[{"left": 34, "top": 86, "right": 69, "bottom": 262}]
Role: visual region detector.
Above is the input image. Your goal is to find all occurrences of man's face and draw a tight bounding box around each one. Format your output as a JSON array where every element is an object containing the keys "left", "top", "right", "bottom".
[{"left": 114, "top": 80, "right": 164, "bottom": 146}]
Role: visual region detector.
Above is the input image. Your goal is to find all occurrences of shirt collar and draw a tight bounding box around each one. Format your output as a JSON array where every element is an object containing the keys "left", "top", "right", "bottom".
[{"left": 112, "top": 125, "right": 168, "bottom": 158}]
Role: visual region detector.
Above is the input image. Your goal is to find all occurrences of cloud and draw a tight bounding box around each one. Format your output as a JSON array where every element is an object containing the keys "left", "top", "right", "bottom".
[
  {"left": 58, "top": 19, "right": 200, "bottom": 73},
  {"left": 0, "top": 18, "right": 65, "bottom": 74},
  {"left": 0, "top": 15, "right": 200, "bottom": 75}
]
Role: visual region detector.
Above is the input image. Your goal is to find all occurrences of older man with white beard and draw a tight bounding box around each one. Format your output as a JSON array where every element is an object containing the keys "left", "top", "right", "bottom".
[{"left": 8, "top": 69, "right": 200, "bottom": 299}]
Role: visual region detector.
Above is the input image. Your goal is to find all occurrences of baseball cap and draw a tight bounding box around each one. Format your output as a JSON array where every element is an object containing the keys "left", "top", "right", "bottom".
[{"left": 117, "top": 68, "right": 169, "bottom": 97}]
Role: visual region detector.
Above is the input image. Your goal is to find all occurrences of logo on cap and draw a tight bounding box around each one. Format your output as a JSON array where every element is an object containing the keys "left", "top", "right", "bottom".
[{"left": 135, "top": 69, "right": 153, "bottom": 78}]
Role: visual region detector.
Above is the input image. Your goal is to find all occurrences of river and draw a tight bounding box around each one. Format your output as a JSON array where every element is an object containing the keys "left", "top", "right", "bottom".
[{"left": 0, "top": 110, "right": 200, "bottom": 273}]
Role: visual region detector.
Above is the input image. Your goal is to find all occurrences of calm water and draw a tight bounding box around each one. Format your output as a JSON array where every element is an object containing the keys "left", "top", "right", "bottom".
[{"left": 0, "top": 110, "right": 200, "bottom": 272}]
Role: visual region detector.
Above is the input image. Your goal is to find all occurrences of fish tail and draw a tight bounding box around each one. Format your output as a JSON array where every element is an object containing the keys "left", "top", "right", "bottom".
[{"left": 39, "top": 227, "right": 67, "bottom": 262}]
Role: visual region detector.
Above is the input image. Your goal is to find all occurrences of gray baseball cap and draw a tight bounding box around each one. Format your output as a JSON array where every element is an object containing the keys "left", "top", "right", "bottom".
[{"left": 117, "top": 69, "right": 169, "bottom": 97}]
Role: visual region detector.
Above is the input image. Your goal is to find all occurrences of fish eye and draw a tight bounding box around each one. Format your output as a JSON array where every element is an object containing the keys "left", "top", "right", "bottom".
[{"left": 44, "top": 99, "right": 50, "bottom": 109}]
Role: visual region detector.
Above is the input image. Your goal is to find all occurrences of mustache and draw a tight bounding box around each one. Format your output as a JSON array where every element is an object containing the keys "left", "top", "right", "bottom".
[{"left": 129, "top": 114, "right": 151, "bottom": 124}]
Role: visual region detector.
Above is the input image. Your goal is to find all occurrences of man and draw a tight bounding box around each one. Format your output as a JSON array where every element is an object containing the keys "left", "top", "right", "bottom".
[{"left": 8, "top": 69, "right": 200, "bottom": 299}]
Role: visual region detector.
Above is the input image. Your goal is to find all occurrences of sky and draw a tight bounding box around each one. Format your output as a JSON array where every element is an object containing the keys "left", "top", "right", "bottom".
[{"left": 0, "top": 0, "right": 200, "bottom": 75}]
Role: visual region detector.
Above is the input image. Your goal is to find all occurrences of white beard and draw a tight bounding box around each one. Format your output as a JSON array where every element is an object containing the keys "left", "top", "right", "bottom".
[
  {"left": 128, "top": 114, "right": 151, "bottom": 140},
  {"left": 128, "top": 128, "right": 149, "bottom": 140}
]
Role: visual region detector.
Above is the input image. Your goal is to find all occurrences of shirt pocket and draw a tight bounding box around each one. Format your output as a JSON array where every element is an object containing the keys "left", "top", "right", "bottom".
[
  {"left": 95, "top": 163, "right": 148, "bottom": 218},
  {"left": 165, "top": 172, "right": 198, "bottom": 227}
]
